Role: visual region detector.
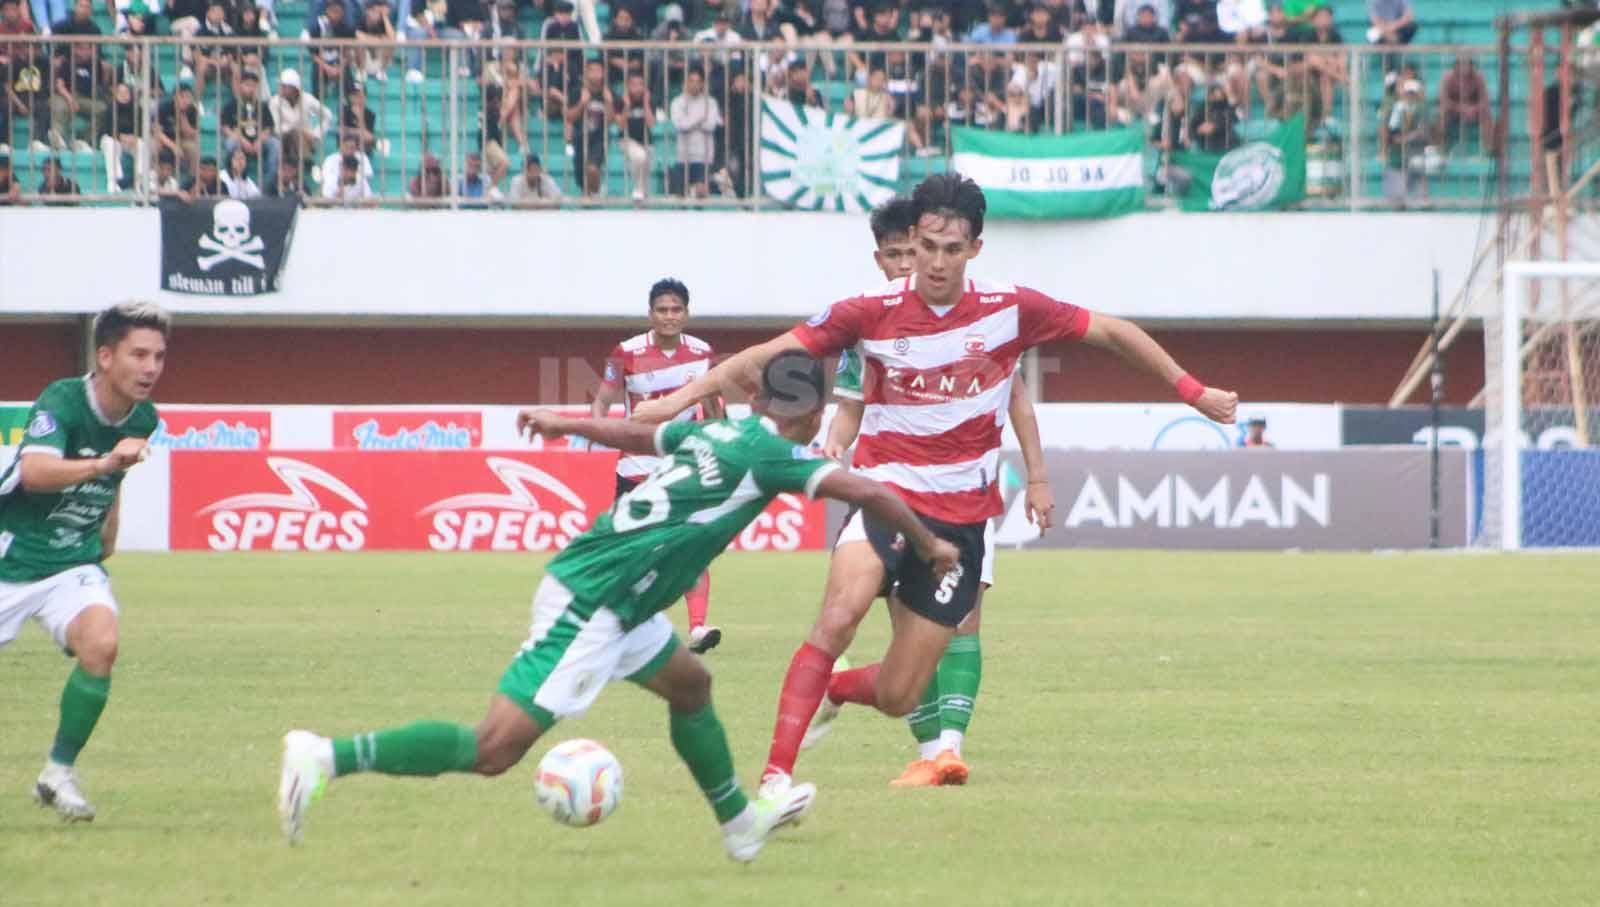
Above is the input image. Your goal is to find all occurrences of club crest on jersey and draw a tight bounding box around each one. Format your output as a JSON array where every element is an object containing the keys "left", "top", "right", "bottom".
[
  {"left": 963, "top": 334, "right": 986, "bottom": 354},
  {"left": 27, "top": 411, "right": 56, "bottom": 438},
  {"left": 893, "top": 338, "right": 911, "bottom": 355},
  {"left": 604, "top": 363, "right": 618, "bottom": 382}
]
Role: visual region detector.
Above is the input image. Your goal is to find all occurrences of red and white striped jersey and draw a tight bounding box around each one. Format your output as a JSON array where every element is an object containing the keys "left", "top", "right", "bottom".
[
  {"left": 602, "top": 331, "right": 715, "bottom": 479},
  {"left": 792, "top": 275, "right": 1090, "bottom": 524}
]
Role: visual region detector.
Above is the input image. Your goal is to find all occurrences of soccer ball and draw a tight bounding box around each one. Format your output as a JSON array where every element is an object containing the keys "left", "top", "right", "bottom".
[{"left": 534, "top": 739, "right": 623, "bottom": 828}]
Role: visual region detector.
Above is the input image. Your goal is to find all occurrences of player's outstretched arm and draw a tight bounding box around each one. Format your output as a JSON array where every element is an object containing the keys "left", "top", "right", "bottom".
[
  {"left": 18, "top": 438, "right": 146, "bottom": 493},
  {"left": 1007, "top": 379, "right": 1055, "bottom": 530},
  {"left": 822, "top": 398, "right": 864, "bottom": 461},
  {"left": 518, "top": 409, "right": 660, "bottom": 455},
  {"left": 1080, "top": 313, "right": 1239, "bottom": 424},
  {"left": 633, "top": 333, "right": 808, "bottom": 423},
  {"left": 813, "top": 470, "right": 961, "bottom": 577}
]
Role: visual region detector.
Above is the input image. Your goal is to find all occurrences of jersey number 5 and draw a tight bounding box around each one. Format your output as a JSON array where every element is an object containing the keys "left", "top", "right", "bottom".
[{"left": 612, "top": 463, "right": 694, "bottom": 532}]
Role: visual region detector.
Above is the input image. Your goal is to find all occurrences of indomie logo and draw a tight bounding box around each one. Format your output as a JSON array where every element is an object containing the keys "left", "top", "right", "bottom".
[
  {"left": 151, "top": 418, "right": 265, "bottom": 450},
  {"left": 350, "top": 419, "right": 475, "bottom": 450},
  {"left": 199, "top": 457, "right": 368, "bottom": 551}
]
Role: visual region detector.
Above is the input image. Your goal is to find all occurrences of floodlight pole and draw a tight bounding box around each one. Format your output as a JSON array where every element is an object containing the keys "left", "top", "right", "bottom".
[{"left": 1429, "top": 268, "right": 1442, "bottom": 549}]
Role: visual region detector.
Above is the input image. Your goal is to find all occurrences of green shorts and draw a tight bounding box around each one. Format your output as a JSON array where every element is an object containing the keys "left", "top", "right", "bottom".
[{"left": 497, "top": 575, "right": 679, "bottom": 729}]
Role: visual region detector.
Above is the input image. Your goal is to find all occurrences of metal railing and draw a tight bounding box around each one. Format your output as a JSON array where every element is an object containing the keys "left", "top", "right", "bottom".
[{"left": 0, "top": 34, "right": 1566, "bottom": 210}]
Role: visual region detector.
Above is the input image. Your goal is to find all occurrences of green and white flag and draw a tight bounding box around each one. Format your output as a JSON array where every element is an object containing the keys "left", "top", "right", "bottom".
[
  {"left": 950, "top": 127, "right": 1145, "bottom": 219},
  {"left": 1175, "top": 115, "right": 1307, "bottom": 212},
  {"left": 760, "top": 100, "right": 904, "bottom": 212}
]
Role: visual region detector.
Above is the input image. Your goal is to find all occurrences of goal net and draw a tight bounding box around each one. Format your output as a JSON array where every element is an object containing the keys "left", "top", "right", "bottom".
[{"left": 1480, "top": 261, "right": 1600, "bottom": 548}]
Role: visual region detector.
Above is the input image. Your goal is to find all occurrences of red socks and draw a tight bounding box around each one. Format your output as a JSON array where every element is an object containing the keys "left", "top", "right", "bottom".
[
  {"left": 685, "top": 572, "right": 711, "bottom": 630},
  {"left": 764, "top": 642, "right": 835, "bottom": 779},
  {"left": 826, "top": 664, "right": 881, "bottom": 707}
]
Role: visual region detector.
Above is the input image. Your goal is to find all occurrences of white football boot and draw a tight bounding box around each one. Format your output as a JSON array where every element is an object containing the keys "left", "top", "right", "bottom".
[
  {"left": 277, "top": 730, "right": 334, "bottom": 845},
  {"left": 687, "top": 625, "right": 723, "bottom": 654},
  {"left": 34, "top": 761, "right": 95, "bottom": 822},
  {"left": 722, "top": 781, "right": 817, "bottom": 863}
]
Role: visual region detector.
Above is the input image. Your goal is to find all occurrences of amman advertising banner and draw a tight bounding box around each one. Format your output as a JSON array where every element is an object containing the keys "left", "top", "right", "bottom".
[
  {"left": 988, "top": 448, "right": 1469, "bottom": 550},
  {"left": 168, "top": 451, "right": 828, "bottom": 553}
]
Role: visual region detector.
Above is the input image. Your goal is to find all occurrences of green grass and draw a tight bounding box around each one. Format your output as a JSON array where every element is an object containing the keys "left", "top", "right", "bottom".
[{"left": 3, "top": 551, "right": 1598, "bottom": 905}]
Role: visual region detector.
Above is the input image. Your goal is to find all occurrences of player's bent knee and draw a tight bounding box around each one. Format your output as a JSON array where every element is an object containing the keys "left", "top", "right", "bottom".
[
  {"left": 876, "top": 687, "right": 920, "bottom": 718},
  {"left": 69, "top": 607, "right": 119, "bottom": 673},
  {"left": 474, "top": 697, "right": 542, "bottom": 775},
  {"left": 873, "top": 673, "right": 925, "bottom": 718},
  {"left": 473, "top": 731, "right": 533, "bottom": 776},
  {"left": 673, "top": 669, "right": 712, "bottom": 713},
  {"left": 809, "top": 601, "right": 865, "bottom": 654}
]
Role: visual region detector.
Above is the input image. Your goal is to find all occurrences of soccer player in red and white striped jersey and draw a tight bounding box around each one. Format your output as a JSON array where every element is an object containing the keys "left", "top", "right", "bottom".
[
  {"left": 820, "top": 197, "right": 1056, "bottom": 788},
  {"left": 637, "top": 174, "right": 1238, "bottom": 795},
  {"left": 589, "top": 278, "right": 724, "bottom": 653}
]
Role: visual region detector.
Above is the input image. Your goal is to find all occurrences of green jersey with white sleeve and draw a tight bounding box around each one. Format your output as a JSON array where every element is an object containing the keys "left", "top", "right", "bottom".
[
  {"left": 0, "top": 376, "right": 158, "bottom": 583},
  {"left": 547, "top": 415, "right": 839, "bottom": 629}
]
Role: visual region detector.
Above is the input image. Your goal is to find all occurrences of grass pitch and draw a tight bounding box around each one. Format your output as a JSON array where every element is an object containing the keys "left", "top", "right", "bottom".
[{"left": 3, "top": 551, "right": 1597, "bottom": 906}]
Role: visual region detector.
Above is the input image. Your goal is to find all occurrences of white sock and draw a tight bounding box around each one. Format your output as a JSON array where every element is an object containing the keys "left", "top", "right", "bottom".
[
  {"left": 720, "top": 804, "right": 755, "bottom": 836},
  {"left": 939, "top": 729, "right": 964, "bottom": 757},
  {"left": 917, "top": 740, "right": 943, "bottom": 761},
  {"left": 316, "top": 736, "right": 337, "bottom": 777}
]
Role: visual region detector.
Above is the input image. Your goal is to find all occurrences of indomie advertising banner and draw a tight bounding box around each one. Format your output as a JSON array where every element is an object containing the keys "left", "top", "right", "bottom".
[
  {"left": 168, "top": 451, "right": 829, "bottom": 552},
  {"left": 332, "top": 410, "right": 484, "bottom": 449},
  {"left": 150, "top": 409, "right": 272, "bottom": 450}
]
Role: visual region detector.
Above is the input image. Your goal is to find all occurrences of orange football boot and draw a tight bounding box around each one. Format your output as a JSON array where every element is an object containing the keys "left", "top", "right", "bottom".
[
  {"left": 889, "top": 759, "right": 941, "bottom": 787},
  {"left": 932, "top": 749, "right": 969, "bottom": 786}
]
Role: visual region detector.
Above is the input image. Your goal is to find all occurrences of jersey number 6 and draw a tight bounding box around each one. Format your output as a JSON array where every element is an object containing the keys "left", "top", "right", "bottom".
[{"left": 612, "top": 464, "right": 694, "bottom": 533}]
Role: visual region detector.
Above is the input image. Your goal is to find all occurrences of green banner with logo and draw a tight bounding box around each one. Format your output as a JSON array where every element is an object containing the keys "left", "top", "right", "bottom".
[
  {"left": 950, "top": 127, "right": 1146, "bottom": 219},
  {"left": 0, "top": 405, "right": 29, "bottom": 447},
  {"left": 760, "top": 101, "right": 905, "bottom": 212},
  {"left": 1175, "top": 115, "right": 1308, "bottom": 212}
]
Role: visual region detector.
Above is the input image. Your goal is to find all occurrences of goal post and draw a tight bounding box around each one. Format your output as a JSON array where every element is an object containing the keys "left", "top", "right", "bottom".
[{"left": 1485, "top": 260, "right": 1600, "bottom": 550}]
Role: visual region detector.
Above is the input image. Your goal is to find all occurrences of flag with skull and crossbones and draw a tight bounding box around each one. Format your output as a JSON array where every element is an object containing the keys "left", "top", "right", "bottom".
[{"left": 197, "top": 200, "right": 267, "bottom": 271}]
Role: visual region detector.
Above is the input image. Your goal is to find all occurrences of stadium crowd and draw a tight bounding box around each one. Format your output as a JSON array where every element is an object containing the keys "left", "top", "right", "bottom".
[{"left": 0, "top": 0, "right": 1534, "bottom": 203}]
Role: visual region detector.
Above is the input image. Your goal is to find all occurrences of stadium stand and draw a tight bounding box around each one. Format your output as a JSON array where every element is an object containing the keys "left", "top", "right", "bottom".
[{"left": 0, "top": 0, "right": 1579, "bottom": 206}]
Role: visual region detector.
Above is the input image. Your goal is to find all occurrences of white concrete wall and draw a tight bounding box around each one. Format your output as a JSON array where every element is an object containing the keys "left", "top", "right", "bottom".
[{"left": 0, "top": 208, "right": 1483, "bottom": 321}]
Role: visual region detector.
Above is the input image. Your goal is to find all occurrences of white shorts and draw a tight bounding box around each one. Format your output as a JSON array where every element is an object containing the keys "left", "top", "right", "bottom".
[
  {"left": 0, "top": 564, "right": 119, "bottom": 652},
  {"left": 837, "top": 512, "right": 996, "bottom": 587},
  {"left": 497, "top": 576, "right": 676, "bottom": 726}
]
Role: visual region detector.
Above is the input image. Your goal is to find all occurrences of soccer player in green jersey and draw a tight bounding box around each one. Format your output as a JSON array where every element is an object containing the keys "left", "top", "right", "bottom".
[
  {"left": 815, "top": 198, "right": 1056, "bottom": 788},
  {"left": 277, "top": 353, "right": 960, "bottom": 862},
  {"left": 0, "top": 302, "right": 169, "bottom": 822}
]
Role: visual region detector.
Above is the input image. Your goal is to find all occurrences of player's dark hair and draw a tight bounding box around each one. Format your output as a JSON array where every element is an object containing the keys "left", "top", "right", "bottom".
[
  {"left": 93, "top": 301, "right": 172, "bottom": 351},
  {"left": 869, "top": 197, "right": 918, "bottom": 245},
  {"left": 759, "top": 352, "right": 826, "bottom": 419},
  {"left": 648, "top": 277, "right": 690, "bottom": 310},
  {"left": 911, "top": 171, "right": 987, "bottom": 240}
]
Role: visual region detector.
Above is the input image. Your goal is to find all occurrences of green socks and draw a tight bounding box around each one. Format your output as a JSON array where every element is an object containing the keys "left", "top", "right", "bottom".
[
  {"left": 938, "top": 634, "right": 982, "bottom": 735},
  {"left": 50, "top": 666, "right": 111, "bottom": 766},
  {"left": 906, "top": 674, "right": 942, "bottom": 748},
  {"left": 332, "top": 721, "right": 479, "bottom": 777},
  {"left": 670, "top": 704, "right": 749, "bottom": 823}
]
